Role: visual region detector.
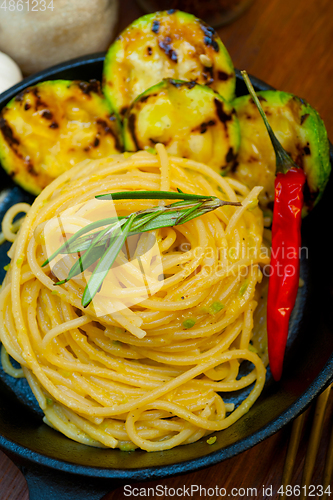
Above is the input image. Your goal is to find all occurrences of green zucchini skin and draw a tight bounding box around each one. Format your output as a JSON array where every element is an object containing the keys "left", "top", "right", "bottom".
[
  {"left": 123, "top": 78, "right": 240, "bottom": 173},
  {"left": 0, "top": 80, "right": 122, "bottom": 195},
  {"left": 231, "top": 90, "right": 331, "bottom": 214},
  {"left": 103, "top": 10, "right": 235, "bottom": 120}
]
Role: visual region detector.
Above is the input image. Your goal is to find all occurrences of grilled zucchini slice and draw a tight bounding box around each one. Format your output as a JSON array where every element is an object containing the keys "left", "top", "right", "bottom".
[
  {"left": 123, "top": 79, "right": 240, "bottom": 172},
  {"left": 103, "top": 10, "right": 235, "bottom": 120},
  {"left": 231, "top": 90, "right": 331, "bottom": 213},
  {"left": 0, "top": 80, "right": 122, "bottom": 195}
]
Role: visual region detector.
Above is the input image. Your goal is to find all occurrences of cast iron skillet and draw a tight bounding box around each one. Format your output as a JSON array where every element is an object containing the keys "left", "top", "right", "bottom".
[{"left": 0, "top": 53, "right": 333, "bottom": 500}]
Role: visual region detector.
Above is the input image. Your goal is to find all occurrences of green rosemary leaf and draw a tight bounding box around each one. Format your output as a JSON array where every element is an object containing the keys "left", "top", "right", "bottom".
[
  {"left": 175, "top": 198, "right": 230, "bottom": 225},
  {"left": 54, "top": 245, "right": 106, "bottom": 286},
  {"left": 41, "top": 216, "right": 124, "bottom": 266},
  {"left": 54, "top": 223, "right": 120, "bottom": 285},
  {"left": 62, "top": 230, "right": 105, "bottom": 254},
  {"left": 175, "top": 202, "right": 204, "bottom": 225},
  {"left": 130, "top": 210, "right": 164, "bottom": 231},
  {"left": 62, "top": 219, "right": 126, "bottom": 254},
  {"left": 96, "top": 190, "right": 213, "bottom": 202},
  {"left": 130, "top": 211, "right": 181, "bottom": 232},
  {"left": 82, "top": 214, "right": 136, "bottom": 307}
]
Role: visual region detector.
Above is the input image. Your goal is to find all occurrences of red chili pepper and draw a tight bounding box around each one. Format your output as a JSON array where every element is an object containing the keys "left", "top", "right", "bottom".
[
  {"left": 241, "top": 71, "right": 308, "bottom": 381},
  {"left": 267, "top": 167, "right": 306, "bottom": 381}
]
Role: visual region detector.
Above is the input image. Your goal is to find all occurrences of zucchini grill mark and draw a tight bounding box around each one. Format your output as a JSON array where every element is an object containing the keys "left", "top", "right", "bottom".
[
  {"left": 0, "top": 117, "right": 20, "bottom": 148},
  {"left": 201, "top": 24, "right": 219, "bottom": 52},
  {"left": 0, "top": 80, "right": 122, "bottom": 195},
  {"left": 102, "top": 10, "right": 237, "bottom": 119},
  {"left": 0, "top": 117, "right": 37, "bottom": 177},
  {"left": 231, "top": 90, "right": 330, "bottom": 213},
  {"left": 123, "top": 78, "right": 240, "bottom": 173},
  {"left": 158, "top": 36, "right": 178, "bottom": 63}
]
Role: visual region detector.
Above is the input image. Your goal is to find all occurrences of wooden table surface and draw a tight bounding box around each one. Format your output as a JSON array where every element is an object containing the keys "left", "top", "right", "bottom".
[{"left": 1, "top": 0, "right": 333, "bottom": 498}]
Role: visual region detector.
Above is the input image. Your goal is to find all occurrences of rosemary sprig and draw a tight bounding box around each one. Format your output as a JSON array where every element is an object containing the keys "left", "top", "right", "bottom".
[
  {"left": 82, "top": 213, "right": 135, "bottom": 307},
  {"left": 42, "top": 190, "right": 241, "bottom": 307}
]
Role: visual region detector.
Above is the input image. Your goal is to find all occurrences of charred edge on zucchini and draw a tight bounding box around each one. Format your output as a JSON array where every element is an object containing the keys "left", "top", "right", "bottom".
[
  {"left": 140, "top": 93, "right": 157, "bottom": 103},
  {"left": 201, "top": 24, "right": 219, "bottom": 52},
  {"left": 15, "top": 88, "right": 30, "bottom": 102},
  {"left": 83, "top": 117, "right": 122, "bottom": 153},
  {"left": 158, "top": 37, "right": 178, "bottom": 62},
  {"left": 218, "top": 71, "right": 231, "bottom": 81},
  {"left": 152, "top": 20, "right": 160, "bottom": 33},
  {"left": 0, "top": 117, "right": 36, "bottom": 176},
  {"left": 203, "top": 66, "right": 214, "bottom": 85},
  {"left": 192, "top": 120, "right": 216, "bottom": 134},
  {"left": 301, "top": 113, "right": 309, "bottom": 125},
  {"left": 78, "top": 80, "right": 102, "bottom": 96},
  {"left": 214, "top": 98, "right": 233, "bottom": 124},
  {"left": 42, "top": 110, "right": 53, "bottom": 120},
  {"left": 120, "top": 106, "right": 129, "bottom": 117},
  {"left": 0, "top": 117, "right": 20, "bottom": 148},
  {"left": 97, "top": 118, "right": 122, "bottom": 152},
  {"left": 128, "top": 113, "right": 140, "bottom": 150},
  {"left": 169, "top": 80, "right": 196, "bottom": 89},
  {"left": 31, "top": 87, "right": 49, "bottom": 111},
  {"left": 226, "top": 147, "right": 237, "bottom": 163}
]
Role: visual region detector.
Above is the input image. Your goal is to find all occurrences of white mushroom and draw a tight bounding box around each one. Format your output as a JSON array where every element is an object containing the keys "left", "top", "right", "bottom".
[{"left": 0, "top": 51, "right": 22, "bottom": 94}]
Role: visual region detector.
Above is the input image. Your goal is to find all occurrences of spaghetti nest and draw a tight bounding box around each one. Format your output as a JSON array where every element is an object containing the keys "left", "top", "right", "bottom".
[{"left": 0, "top": 147, "right": 269, "bottom": 451}]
